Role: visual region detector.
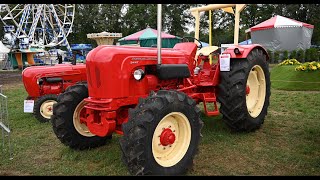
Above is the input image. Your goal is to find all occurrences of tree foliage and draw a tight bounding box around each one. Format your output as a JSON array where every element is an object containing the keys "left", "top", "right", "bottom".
[{"left": 0, "top": 4, "right": 320, "bottom": 47}]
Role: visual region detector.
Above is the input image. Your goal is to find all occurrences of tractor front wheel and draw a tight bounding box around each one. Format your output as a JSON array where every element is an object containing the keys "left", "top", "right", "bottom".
[
  {"left": 33, "top": 94, "right": 57, "bottom": 123},
  {"left": 217, "top": 48, "right": 271, "bottom": 132},
  {"left": 51, "top": 83, "right": 112, "bottom": 150},
  {"left": 120, "top": 90, "right": 203, "bottom": 175}
]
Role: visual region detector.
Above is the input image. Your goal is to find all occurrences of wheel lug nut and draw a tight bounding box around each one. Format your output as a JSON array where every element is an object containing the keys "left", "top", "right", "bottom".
[{"left": 163, "top": 147, "right": 166, "bottom": 150}]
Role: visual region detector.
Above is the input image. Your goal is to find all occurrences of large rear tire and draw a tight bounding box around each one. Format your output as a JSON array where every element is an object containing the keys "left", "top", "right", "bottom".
[
  {"left": 51, "top": 83, "right": 111, "bottom": 150},
  {"left": 120, "top": 90, "right": 203, "bottom": 175},
  {"left": 217, "top": 48, "right": 271, "bottom": 132},
  {"left": 33, "top": 94, "right": 57, "bottom": 123}
]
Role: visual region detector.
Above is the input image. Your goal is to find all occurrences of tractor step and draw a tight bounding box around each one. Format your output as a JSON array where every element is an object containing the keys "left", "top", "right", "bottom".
[
  {"left": 204, "top": 97, "right": 215, "bottom": 102},
  {"left": 202, "top": 94, "right": 219, "bottom": 116}
]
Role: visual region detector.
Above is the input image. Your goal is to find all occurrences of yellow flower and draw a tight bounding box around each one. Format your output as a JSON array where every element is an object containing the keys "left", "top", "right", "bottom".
[
  {"left": 301, "top": 66, "right": 306, "bottom": 71},
  {"left": 317, "top": 63, "right": 320, "bottom": 69},
  {"left": 289, "top": 62, "right": 293, "bottom": 65},
  {"left": 311, "top": 66, "right": 317, "bottom": 70}
]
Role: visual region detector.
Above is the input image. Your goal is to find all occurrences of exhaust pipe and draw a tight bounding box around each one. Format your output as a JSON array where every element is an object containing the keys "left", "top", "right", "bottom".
[{"left": 157, "top": 4, "right": 162, "bottom": 65}]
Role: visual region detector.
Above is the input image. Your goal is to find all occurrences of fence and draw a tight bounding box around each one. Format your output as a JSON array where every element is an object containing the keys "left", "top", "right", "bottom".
[
  {"left": 0, "top": 53, "right": 13, "bottom": 70},
  {"left": 0, "top": 85, "right": 13, "bottom": 160}
]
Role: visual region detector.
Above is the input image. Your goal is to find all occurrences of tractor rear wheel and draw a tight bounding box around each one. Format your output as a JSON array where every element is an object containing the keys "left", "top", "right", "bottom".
[
  {"left": 33, "top": 94, "right": 57, "bottom": 123},
  {"left": 217, "top": 48, "right": 271, "bottom": 132},
  {"left": 51, "top": 83, "right": 111, "bottom": 150},
  {"left": 120, "top": 90, "right": 203, "bottom": 175}
]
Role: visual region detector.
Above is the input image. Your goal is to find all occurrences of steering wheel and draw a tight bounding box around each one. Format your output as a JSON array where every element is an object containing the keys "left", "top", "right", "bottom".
[{"left": 182, "top": 36, "right": 203, "bottom": 49}]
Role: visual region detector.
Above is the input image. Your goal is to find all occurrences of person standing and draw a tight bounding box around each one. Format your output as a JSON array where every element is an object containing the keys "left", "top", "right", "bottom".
[{"left": 57, "top": 52, "right": 62, "bottom": 64}]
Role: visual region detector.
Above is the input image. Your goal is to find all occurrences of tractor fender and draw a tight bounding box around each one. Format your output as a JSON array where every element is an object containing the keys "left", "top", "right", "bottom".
[
  {"left": 22, "top": 64, "right": 87, "bottom": 98},
  {"left": 222, "top": 44, "right": 270, "bottom": 61}
]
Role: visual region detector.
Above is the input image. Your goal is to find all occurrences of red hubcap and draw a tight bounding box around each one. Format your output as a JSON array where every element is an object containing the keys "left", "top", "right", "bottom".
[
  {"left": 246, "top": 85, "right": 250, "bottom": 95},
  {"left": 160, "top": 128, "right": 176, "bottom": 146}
]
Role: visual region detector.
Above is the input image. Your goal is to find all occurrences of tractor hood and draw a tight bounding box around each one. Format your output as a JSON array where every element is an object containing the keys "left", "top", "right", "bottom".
[
  {"left": 85, "top": 43, "right": 197, "bottom": 99},
  {"left": 22, "top": 64, "right": 86, "bottom": 97}
]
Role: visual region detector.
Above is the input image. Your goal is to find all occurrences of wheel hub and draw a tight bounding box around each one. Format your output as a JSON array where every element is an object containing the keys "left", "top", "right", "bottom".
[
  {"left": 40, "top": 100, "right": 56, "bottom": 119},
  {"left": 246, "top": 65, "right": 266, "bottom": 118},
  {"left": 152, "top": 112, "right": 191, "bottom": 167},
  {"left": 246, "top": 85, "right": 250, "bottom": 95},
  {"left": 73, "top": 100, "right": 95, "bottom": 137},
  {"left": 160, "top": 128, "right": 176, "bottom": 146}
]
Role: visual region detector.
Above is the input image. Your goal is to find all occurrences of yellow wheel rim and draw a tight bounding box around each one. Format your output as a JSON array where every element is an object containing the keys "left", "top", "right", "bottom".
[
  {"left": 40, "top": 100, "right": 56, "bottom": 119},
  {"left": 152, "top": 112, "right": 191, "bottom": 167},
  {"left": 246, "top": 65, "right": 266, "bottom": 118},
  {"left": 73, "top": 100, "right": 95, "bottom": 137}
]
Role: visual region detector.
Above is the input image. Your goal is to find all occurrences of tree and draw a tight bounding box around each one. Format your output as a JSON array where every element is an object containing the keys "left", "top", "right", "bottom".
[
  {"left": 99, "top": 4, "right": 125, "bottom": 33},
  {"left": 68, "top": 4, "right": 104, "bottom": 45},
  {"left": 2, "top": 4, "right": 319, "bottom": 48},
  {"left": 163, "top": 4, "right": 194, "bottom": 37},
  {"left": 122, "top": 4, "right": 157, "bottom": 36}
]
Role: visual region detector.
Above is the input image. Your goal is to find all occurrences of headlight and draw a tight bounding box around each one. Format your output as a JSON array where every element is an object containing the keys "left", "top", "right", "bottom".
[
  {"left": 37, "top": 78, "right": 43, "bottom": 85},
  {"left": 234, "top": 48, "right": 241, "bottom": 54},
  {"left": 133, "top": 69, "right": 145, "bottom": 81}
]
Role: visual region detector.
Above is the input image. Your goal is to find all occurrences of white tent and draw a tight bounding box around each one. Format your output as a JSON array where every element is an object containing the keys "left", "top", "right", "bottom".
[
  {"left": 0, "top": 41, "right": 10, "bottom": 53},
  {"left": 246, "top": 15, "right": 314, "bottom": 51}
]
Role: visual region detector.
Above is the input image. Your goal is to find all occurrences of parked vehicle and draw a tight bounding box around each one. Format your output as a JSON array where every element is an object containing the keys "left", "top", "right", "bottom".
[
  {"left": 22, "top": 63, "right": 86, "bottom": 122},
  {"left": 51, "top": 4, "right": 270, "bottom": 175}
]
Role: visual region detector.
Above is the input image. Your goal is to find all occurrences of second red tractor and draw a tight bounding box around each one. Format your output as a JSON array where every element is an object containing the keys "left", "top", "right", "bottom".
[{"left": 22, "top": 63, "right": 86, "bottom": 122}]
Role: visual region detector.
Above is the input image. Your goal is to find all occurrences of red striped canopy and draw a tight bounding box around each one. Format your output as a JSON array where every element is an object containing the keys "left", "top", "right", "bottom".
[
  {"left": 119, "top": 27, "right": 177, "bottom": 41},
  {"left": 250, "top": 15, "right": 314, "bottom": 32}
]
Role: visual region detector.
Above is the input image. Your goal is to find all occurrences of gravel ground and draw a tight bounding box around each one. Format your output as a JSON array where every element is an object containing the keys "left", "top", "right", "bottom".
[{"left": 0, "top": 70, "right": 23, "bottom": 88}]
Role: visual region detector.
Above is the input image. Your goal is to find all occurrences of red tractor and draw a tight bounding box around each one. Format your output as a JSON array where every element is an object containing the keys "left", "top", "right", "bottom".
[
  {"left": 51, "top": 4, "right": 270, "bottom": 175},
  {"left": 22, "top": 63, "right": 86, "bottom": 122}
]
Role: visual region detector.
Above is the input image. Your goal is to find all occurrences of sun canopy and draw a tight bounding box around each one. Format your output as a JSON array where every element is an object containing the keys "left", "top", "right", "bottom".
[
  {"left": 200, "top": 41, "right": 209, "bottom": 47},
  {"left": 119, "top": 27, "right": 177, "bottom": 41},
  {"left": 19, "top": 48, "right": 46, "bottom": 53},
  {"left": 118, "top": 27, "right": 182, "bottom": 48},
  {"left": 71, "top": 44, "right": 93, "bottom": 50},
  {"left": 249, "top": 15, "right": 314, "bottom": 32},
  {"left": 239, "top": 39, "right": 252, "bottom": 45}
]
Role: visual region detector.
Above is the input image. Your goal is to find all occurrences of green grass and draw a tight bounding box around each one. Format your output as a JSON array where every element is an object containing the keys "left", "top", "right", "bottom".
[
  {"left": 0, "top": 84, "right": 320, "bottom": 175},
  {"left": 270, "top": 65, "right": 320, "bottom": 91}
]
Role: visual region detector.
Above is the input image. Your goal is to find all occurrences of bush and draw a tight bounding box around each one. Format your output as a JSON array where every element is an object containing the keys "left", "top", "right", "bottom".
[
  {"left": 290, "top": 50, "right": 297, "bottom": 59},
  {"left": 274, "top": 51, "right": 280, "bottom": 63},
  {"left": 282, "top": 50, "right": 289, "bottom": 60},
  {"left": 305, "top": 48, "right": 312, "bottom": 62},
  {"left": 309, "top": 48, "right": 319, "bottom": 61},
  {"left": 267, "top": 50, "right": 274, "bottom": 63},
  {"left": 296, "top": 49, "right": 305, "bottom": 62}
]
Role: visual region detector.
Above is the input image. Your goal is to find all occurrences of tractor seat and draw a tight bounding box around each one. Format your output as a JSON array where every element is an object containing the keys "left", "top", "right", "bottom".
[{"left": 196, "top": 46, "right": 219, "bottom": 59}]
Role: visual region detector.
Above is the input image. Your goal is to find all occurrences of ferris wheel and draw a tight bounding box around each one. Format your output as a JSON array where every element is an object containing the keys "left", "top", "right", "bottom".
[{"left": 0, "top": 4, "right": 75, "bottom": 51}]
